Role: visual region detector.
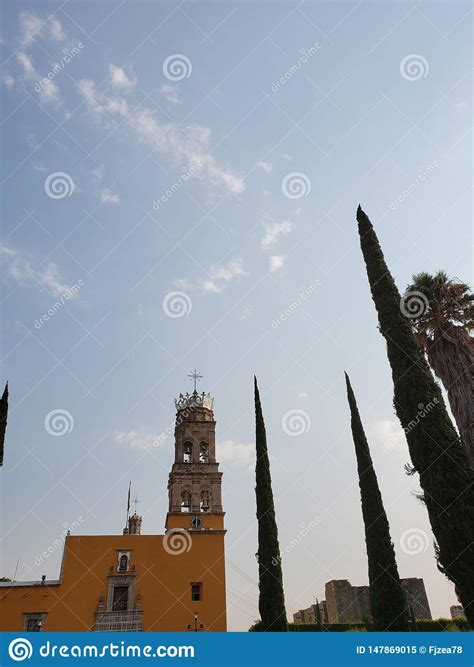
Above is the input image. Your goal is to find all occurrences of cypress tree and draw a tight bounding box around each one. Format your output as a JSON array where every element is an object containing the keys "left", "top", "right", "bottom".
[
  {"left": 314, "top": 598, "right": 322, "bottom": 630},
  {"left": 254, "top": 376, "right": 288, "bottom": 631},
  {"left": 0, "top": 383, "right": 8, "bottom": 467},
  {"left": 356, "top": 206, "right": 474, "bottom": 626},
  {"left": 345, "top": 372, "right": 409, "bottom": 630}
]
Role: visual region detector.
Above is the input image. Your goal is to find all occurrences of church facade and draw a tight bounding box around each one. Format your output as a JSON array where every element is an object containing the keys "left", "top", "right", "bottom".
[{"left": 0, "top": 385, "right": 227, "bottom": 632}]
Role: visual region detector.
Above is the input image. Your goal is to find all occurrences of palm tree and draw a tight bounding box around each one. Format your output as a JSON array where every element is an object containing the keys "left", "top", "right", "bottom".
[{"left": 404, "top": 272, "right": 473, "bottom": 468}]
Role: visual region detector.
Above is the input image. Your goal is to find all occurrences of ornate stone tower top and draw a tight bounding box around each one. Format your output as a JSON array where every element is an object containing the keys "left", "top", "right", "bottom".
[
  {"left": 174, "top": 391, "right": 215, "bottom": 414},
  {"left": 165, "top": 372, "right": 224, "bottom": 533}
]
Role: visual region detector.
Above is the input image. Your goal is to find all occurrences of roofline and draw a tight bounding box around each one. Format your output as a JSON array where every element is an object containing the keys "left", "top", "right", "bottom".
[{"left": 0, "top": 580, "right": 60, "bottom": 588}]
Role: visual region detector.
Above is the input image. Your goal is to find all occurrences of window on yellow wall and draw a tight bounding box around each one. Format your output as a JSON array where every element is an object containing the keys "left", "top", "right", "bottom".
[
  {"left": 191, "top": 582, "right": 202, "bottom": 601},
  {"left": 24, "top": 613, "right": 46, "bottom": 632},
  {"left": 112, "top": 586, "right": 129, "bottom": 611}
]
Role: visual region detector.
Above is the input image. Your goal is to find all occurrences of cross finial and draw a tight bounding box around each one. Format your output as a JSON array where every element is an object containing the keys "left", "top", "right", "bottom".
[
  {"left": 132, "top": 494, "right": 140, "bottom": 514},
  {"left": 188, "top": 369, "right": 203, "bottom": 392}
]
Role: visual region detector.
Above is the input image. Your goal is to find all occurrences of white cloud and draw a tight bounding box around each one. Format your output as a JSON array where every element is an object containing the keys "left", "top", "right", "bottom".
[
  {"left": 218, "top": 440, "right": 255, "bottom": 468},
  {"left": 201, "top": 280, "right": 222, "bottom": 294},
  {"left": 49, "top": 17, "right": 64, "bottom": 41},
  {"left": 369, "top": 420, "right": 406, "bottom": 451},
  {"left": 19, "top": 12, "right": 46, "bottom": 43},
  {"left": 14, "top": 14, "right": 66, "bottom": 109},
  {"left": 100, "top": 188, "right": 120, "bottom": 204},
  {"left": 115, "top": 430, "right": 161, "bottom": 450},
  {"left": 298, "top": 392, "right": 309, "bottom": 399},
  {"left": 109, "top": 64, "right": 136, "bottom": 90},
  {"left": 31, "top": 159, "right": 47, "bottom": 172},
  {"left": 78, "top": 77, "right": 245, "bottom": 194},
  {"left": 38, "top": 79, "right": 61, "bottom": 106},
  {"left": 1, "top": 244, "right": 74, "bottom": 298},
  {"left": 19, "top": 11, "right": 65, "bottom": 44},
  {"left": 261, "top": 219, "right": 294, "bottom": 249},
  {"left": 92, "top": 164, "right": 104, "bottom": 181},
  {"left": 36, "top": 263, "right": 72, "bottom": 297},
  {"left": 17, "top": 51, "right": 35, "bottom": 76},
  {"left": 199, "top": 258, "right": 248, "bottom": 294},
  {"left": 269, "top": 255, "right": 286, "bottom": 272},
  {"left": 3, "top": 74, "right": 15, "bottom": 88},
  {"left": 257, "top": 160, "right": 272, "bottom": 173},
  {"left": 16, "top": 50, "right": 61, "bottom": 107},
  {"left": 173, "top": 278, "right": 191, "bottom": 290},
  {"left": 160, "top": 83, "right": 180, "bottom": 104},
  {"left": 239, "top": 305, "right": 253, "bottom": 320}
]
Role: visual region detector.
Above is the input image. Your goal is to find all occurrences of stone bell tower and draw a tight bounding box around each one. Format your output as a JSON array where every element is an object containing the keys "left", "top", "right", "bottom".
[{"left": 165, "top": 371, "right": 225, "bottom": 533}]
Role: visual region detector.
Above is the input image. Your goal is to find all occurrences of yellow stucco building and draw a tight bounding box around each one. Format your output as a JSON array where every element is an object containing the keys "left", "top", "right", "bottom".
[{"left": 0, "top": 382, "right": 227, "bottom": 632}]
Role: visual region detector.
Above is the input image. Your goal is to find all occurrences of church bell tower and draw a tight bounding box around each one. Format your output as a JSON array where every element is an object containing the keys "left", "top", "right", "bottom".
[{"left": 165, "top": 371, "right": 225, "bottom": 533}]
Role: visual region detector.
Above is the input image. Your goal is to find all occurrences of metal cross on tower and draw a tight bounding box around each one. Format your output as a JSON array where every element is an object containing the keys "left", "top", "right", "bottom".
[
  {"left": 188, "top": 369, "right": 203, "bottom": 392},
  {"left": 132, "top": 494, "right": 140, "bottom": 514}
]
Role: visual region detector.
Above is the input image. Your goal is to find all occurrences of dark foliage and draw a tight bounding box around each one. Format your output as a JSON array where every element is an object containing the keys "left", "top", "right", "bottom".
[
  {"left": 254, "top": 376, "right": 288, "bottom": 631},
  {"left": 356, "top": 206, "right": 474, "bottom": 627},
  {"left": 0, "top": 383, "right": 8, "bottom": 467},
  {"left": 345, "top": 372, "right": 409, "bottom": 630}
]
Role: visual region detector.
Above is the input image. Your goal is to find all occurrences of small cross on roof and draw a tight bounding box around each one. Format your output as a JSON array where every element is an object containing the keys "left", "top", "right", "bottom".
[{"left": 188, "top": 369, "right": 203, "bottom": 392}]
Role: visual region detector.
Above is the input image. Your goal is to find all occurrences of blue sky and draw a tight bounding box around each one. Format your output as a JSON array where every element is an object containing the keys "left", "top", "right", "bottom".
[{"left": 1, "top": 0, "right": 472, "bottom": 631}]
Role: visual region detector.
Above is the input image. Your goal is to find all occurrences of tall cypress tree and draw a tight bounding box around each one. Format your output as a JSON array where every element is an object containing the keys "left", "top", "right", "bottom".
[
  {"left": 0, "top": 383, "right": 8, "bottom": 467},
  {"left": 345, "top": 372, "right": 409, "bottom": 631},
  {"left": 254, "top": 376, "right": 288, "bottom": 631},
  {"left": 356, "top": 206, "right": 474, "bottom": 626}
]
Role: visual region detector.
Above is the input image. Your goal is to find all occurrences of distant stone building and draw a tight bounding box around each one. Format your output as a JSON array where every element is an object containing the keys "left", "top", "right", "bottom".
[
  {"left": 294, "top": 578, "right": 431, "bottom": 626},
  {"left": 400, "top": 578, "right": 431, "bottom": 620},
  {"left": 450, "top": 605, "right": 464, "bottom": 619},
  {"left": 293, "top": 601, "right": 328, "bottom": 624},
  {"left": 325, "top": 580, "right": 372, "bottom": 624},
  {"left": 325, "top": 578, "right": 431, "bottom": 623}
]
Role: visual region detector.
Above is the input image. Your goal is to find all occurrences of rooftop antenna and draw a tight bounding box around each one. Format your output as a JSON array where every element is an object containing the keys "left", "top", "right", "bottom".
[
  {"left": 188, "top": 369, "right": 203, "bottom": 393},
  {"left": 13, "top": 555, "right": 20, "bottom": 582}
]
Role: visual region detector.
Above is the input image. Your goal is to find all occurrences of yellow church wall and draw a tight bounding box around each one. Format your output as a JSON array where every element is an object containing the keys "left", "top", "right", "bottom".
[{"left": 0, "top": 532, "right": 227, "bottom": 632}]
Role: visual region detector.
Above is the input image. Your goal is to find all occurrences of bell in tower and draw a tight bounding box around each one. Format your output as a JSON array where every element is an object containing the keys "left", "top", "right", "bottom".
[{"left": 165, "top": 371, "right": 225, "bottom": 533}]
